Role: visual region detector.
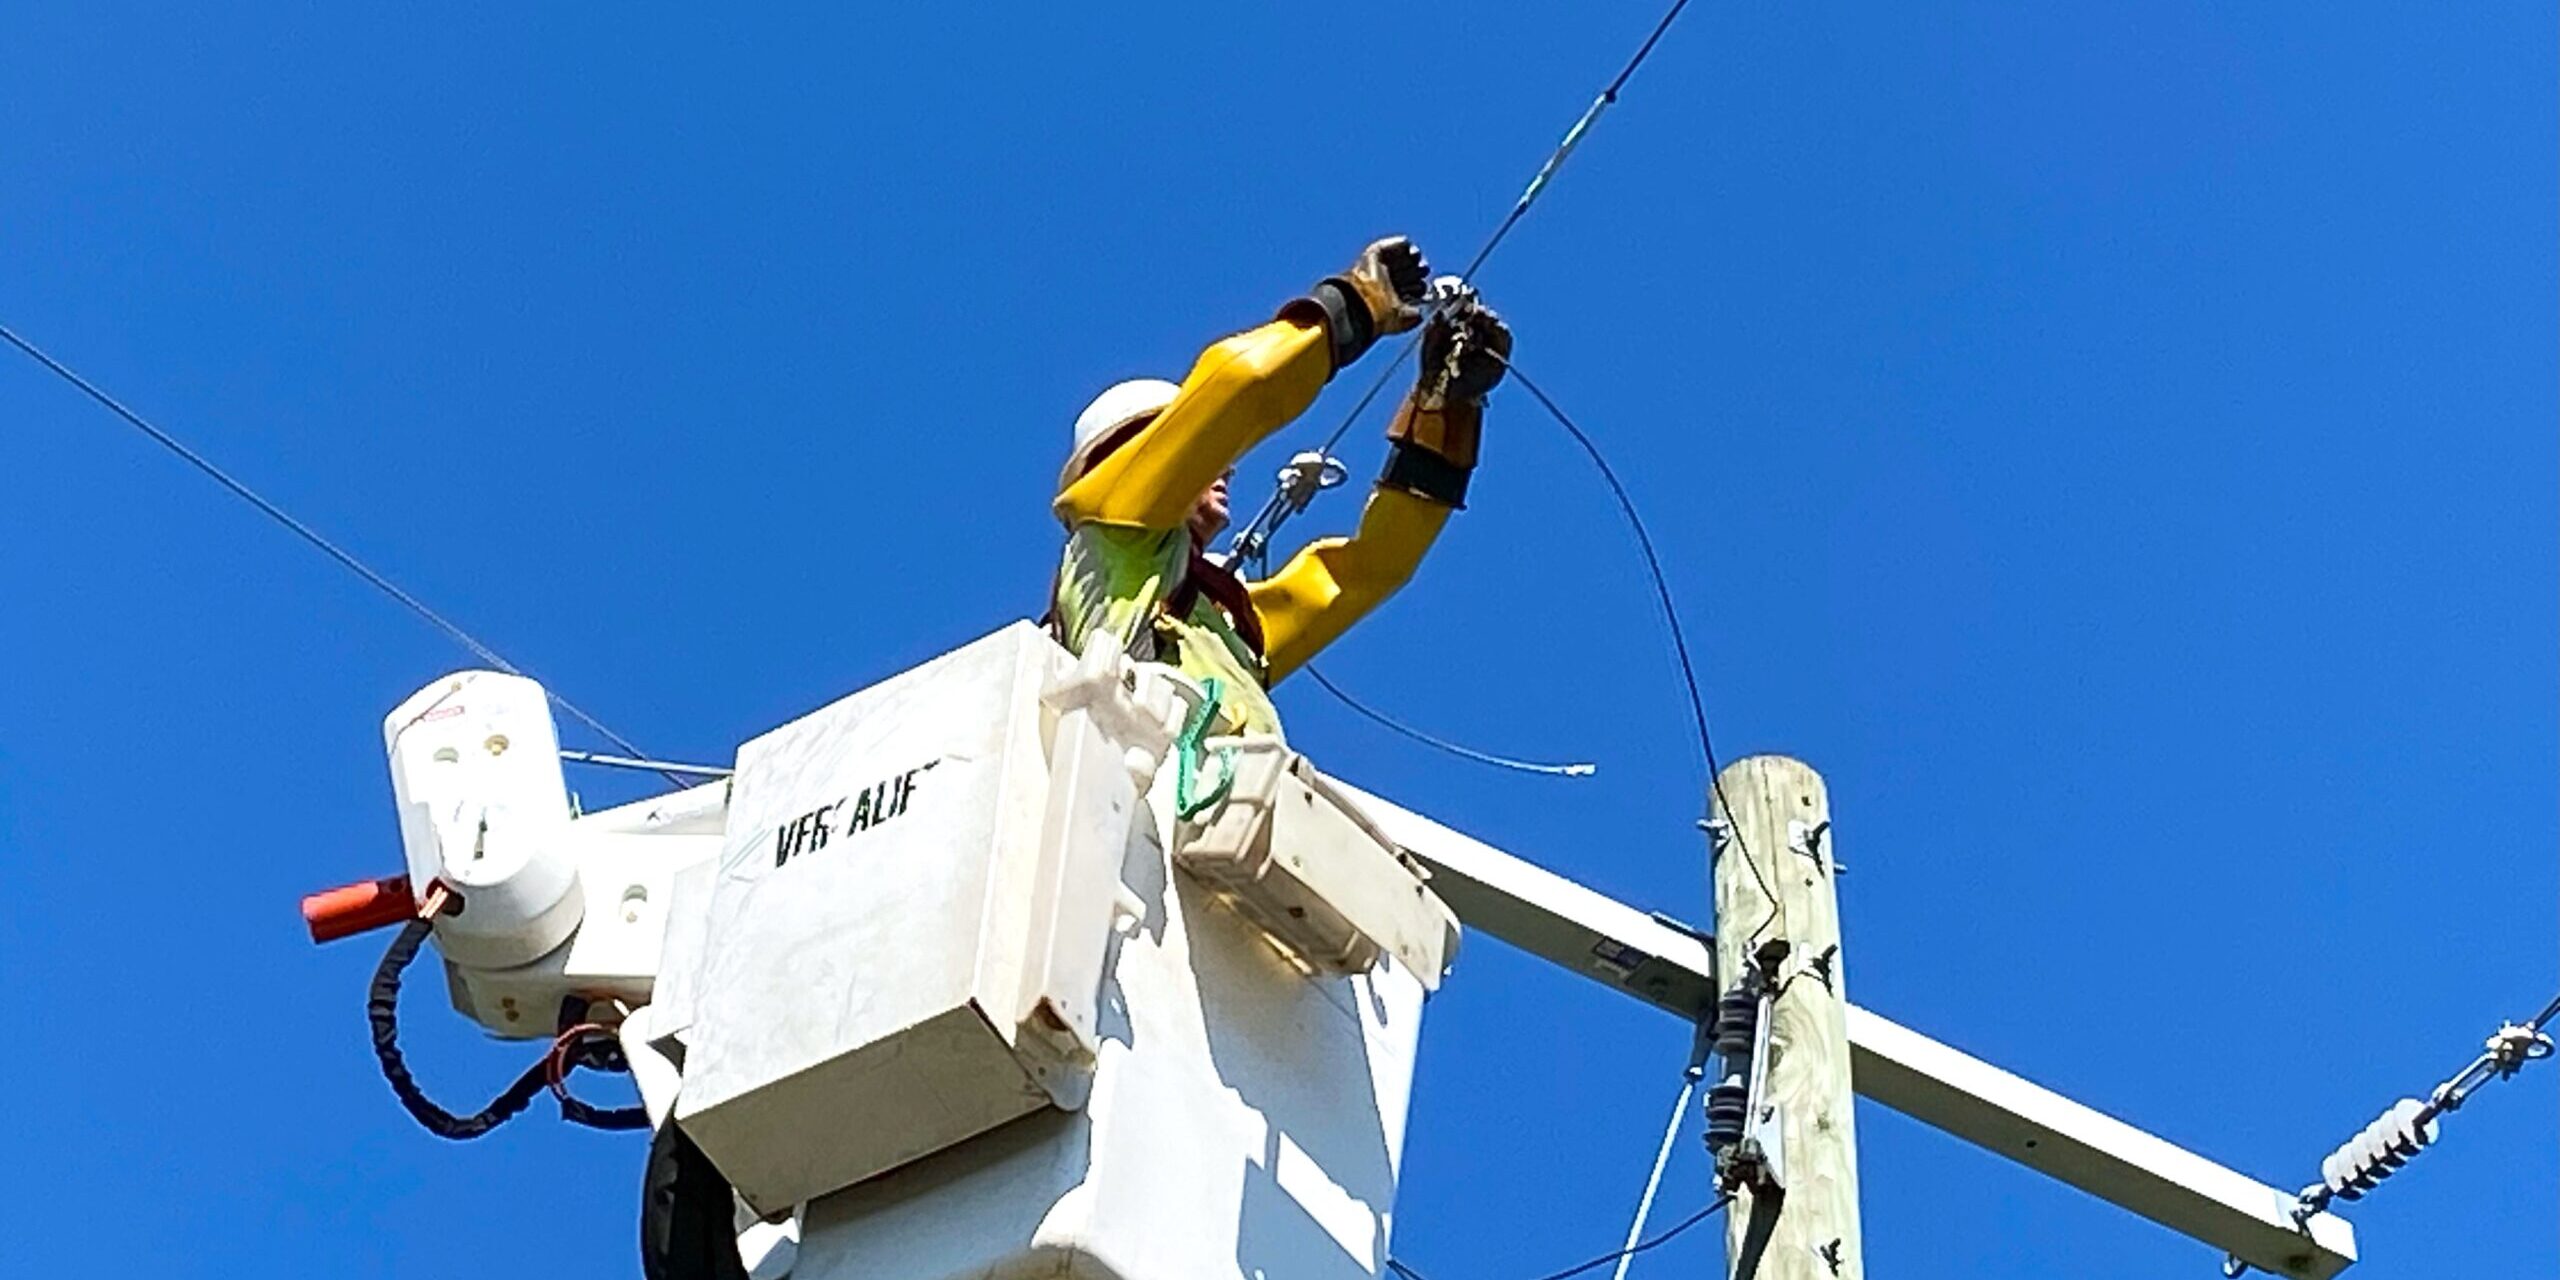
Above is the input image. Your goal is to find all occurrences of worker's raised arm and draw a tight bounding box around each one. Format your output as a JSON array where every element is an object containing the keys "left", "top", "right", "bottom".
[
  {"left": 1250, "top": 303, "right": 1512, "bottom": 683},
  {"left": 1249, "top": 482, "right": 1453, "bottom": 683},
  {"left": 1056, "top": 239, "right": 1428, "bottom": 531}
]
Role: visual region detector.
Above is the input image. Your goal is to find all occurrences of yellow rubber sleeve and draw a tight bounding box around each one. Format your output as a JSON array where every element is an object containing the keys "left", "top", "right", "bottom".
[
  {"left": 1054, "top": 318, "right": 1334, "bottom": 531},
  {"left": 1248, "top": 485, "right": 1454, "bottom": 684}
]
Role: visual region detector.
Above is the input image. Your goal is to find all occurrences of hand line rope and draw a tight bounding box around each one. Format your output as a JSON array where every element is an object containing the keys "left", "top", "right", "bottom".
[{"left": 0, "top": 321, "right": 686, "bottom": 788}]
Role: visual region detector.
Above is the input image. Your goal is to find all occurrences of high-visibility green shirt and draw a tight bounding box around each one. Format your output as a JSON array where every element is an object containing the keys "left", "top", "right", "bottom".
[{"left": 1052, "top": 523, "right": 1282, "bottom": 735}]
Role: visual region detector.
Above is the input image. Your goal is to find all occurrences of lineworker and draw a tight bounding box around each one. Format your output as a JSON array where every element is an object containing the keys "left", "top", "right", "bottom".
[{"left": 1051, "top": 237, "right": 1511, "bottom": 736}]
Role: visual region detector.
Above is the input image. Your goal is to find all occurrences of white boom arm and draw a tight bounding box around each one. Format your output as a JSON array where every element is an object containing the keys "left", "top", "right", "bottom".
[
  {"left": 354, "top": 662, "right": 2353, "bottom": 1280},
  {"left": 1333, "top": 782, "right": 2357, "bottom": 1280}
]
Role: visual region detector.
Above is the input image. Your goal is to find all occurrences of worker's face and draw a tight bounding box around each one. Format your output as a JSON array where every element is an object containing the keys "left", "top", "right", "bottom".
[{"left": 1189, "top": 468, "right": 1232, "bottom": 543}]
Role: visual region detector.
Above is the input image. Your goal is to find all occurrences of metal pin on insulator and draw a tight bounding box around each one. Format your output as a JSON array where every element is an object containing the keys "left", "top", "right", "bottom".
[{"left": 2318, "top": 1098, "right": 2437, "bottom": 1201}]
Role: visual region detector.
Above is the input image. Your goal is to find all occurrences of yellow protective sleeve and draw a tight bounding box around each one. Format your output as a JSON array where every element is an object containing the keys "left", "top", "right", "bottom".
[
  {"left": 1054, "top": 318, "right": 1333, "bottom": 531},
  {"left": 1247, "top": 484, "right": 1454, "bottom": 684}
]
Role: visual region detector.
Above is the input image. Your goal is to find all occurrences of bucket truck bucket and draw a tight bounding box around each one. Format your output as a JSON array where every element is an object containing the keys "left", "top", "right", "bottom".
[{"left": 649, "top": 620, "right": 1457, "bottom": 1280}]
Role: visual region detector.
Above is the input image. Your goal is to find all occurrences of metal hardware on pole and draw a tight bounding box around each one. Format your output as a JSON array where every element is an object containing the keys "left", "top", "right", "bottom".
[{"left": 1710, "top": 757, "right": 1862, "bottom": 1280}]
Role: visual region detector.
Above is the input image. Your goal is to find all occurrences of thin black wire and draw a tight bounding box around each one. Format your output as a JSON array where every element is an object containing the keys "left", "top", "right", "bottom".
[
  {"left": 1309, "top": 0, "right": 1699, "bottom": 460},
  {"left": 0, "top": 320, "right": 685, "bottom": 786},
  {"left": 1495, "top": 355, "right": 1783, "bottom": 943},
  {"left": 1318, "top": 335, "right": 1425, "bottom": 456},
  {"left": 1452, "top": 0, "right": 1695, "bottom": 289},
  {"left": 2531, "top": 989, "right": 2560, "bottom": 1033},
  {"left": 1302, "top": 666, "right": 1595, "bottom": 777},
  {"left": 1270, "top": 0, "right": 1708, "bottom": 784},
  {"left": 1386, "top": 1192, "right": 1732, "bottom": 1280}
]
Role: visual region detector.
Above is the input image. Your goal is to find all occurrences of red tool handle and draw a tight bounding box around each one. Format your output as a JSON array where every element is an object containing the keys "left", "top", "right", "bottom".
[{"left": 301, "top": 874, "right": 419, "bottom": 943}]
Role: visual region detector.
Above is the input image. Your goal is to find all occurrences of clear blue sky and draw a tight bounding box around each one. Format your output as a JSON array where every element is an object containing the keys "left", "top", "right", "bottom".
[{"left": 2, "top": 5, "right": 2550, "bottom": 1277}]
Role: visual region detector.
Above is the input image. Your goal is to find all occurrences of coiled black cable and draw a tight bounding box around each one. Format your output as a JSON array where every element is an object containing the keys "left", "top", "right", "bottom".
[
  {"left": 368, "top": 915, "right": 651, "bottom": 1137},
  {"left": 552, "top": 1020, "right": 653, "bottom": 1131},
  {"left": 368, "top": 917, "right": 554, "bottom": 1139}
]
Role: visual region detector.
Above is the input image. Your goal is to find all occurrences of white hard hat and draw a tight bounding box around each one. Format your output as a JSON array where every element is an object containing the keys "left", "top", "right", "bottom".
[{"left": 1062, "top": 378, "right": 1180, "bottom": 488}]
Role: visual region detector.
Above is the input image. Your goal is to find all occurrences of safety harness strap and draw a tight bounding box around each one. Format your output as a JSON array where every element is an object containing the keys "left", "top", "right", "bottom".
[{"left": 1163, "top": 550, "right": 1268, "bottom": 659}]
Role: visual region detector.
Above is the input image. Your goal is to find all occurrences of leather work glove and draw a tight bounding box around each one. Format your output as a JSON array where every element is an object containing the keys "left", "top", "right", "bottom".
[
  {"left": 1380, "top": 294, "right": 1510, "bottom": 507},
  {"left": 1283, "top": 236, "right": 1431, "bottom": 370},
  {"left": 1412, "top": 296, "right": 1512, "bottom": 411},
  {"left": 1340, "top": 236, "right": 1430, "bottom": 337}
]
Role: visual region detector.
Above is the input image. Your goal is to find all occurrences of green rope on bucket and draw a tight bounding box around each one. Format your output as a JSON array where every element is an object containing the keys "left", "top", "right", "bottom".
[{"left": 1175, "top": 677, "right": 1239, "bottom": 822}]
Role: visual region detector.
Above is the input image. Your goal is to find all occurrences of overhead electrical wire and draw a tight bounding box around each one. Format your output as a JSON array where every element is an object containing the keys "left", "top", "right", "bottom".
[
  {"left": 1302, "top": 667, "right": 1595, "bottom": 777},
  {"left": 1496, "top": 362, "right": 1715, "bottom": 784},
  {"left": 1495, "top": 357, "right": 1783, "bottom": 940},
  {"left": 29, "top": 9, "right": 2549, "bottom": 1269},
  {"left": 1386, "top": 1192, "right": 1732, "bottom": 1280},
  {"left": 5, "top": 0, "right": 1762, "bottom": 922},
  {"left": 1191, "top": 0, "right": 1778, "bottom": 932},
  {"left": 0, "top": 320, "right": 687, "bottom": 788},
  {"left": 1399, "top": 989, "right": 1722, "bottom": 1280},
  {"left": 1223, "top": 0, "right": 1700, "bottom": 560},
  {"left": 1295, "top": 352, "right": 1783, "bottom": 931},
  {"left": 1454, "top": 0, "right": 1697, "bottom": 290},
  {"left": 1261, "top": 0, "right": 1715, "bottom": 783},
  {"left": 1306, "top": 0, "right": 1698, "bottom": 461}
]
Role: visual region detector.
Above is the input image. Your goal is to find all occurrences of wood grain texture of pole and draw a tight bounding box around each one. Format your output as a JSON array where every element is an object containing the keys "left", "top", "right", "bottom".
[{"left": 1712, "top": 756, "right": 1862, "bottom": 1280}]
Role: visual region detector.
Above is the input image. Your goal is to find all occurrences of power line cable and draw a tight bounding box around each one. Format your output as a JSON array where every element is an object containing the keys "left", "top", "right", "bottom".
[
  {"left": 1387, "top": 1192, "right": 1732, "bottom": 1280},
  {"left": 1317, "top": 0, "right": 1697, "bottom": 460},
  {"left": 1494, "top": 363, "right": 1711, "bottom": 777},
  {"left": 1301, "top": 666, "right": 1594, "bottom": 777},
  {"left": 0, "top": 320, "right": 685, "bottom": 787},
  {"left": 1309, "top": 0, "right": 1695, "bottom": 459},
  {"left": 1292, "top": 356, "right": 1781, "bottom": 928},
  {"left": 1241, "top": 0, "right": 1730, "bottom": 796},
  {"left": 1492, "top": 355, "right": 1783, "bottom": 941},
  {"left": 1226, "top": 0, "right": 1697, "bottom": 552},
  {"left": 1450, "top": 0, "right": 1695, "bottom": 292}
]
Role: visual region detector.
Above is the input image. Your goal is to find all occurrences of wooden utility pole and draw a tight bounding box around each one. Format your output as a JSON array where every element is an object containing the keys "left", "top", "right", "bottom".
[
  {"left": 1355, "top": 774, "right": 2353, "bottom": 1279},
  {"left": 1711, "top": 756, "right": 1862, "bottom": 1280}
]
